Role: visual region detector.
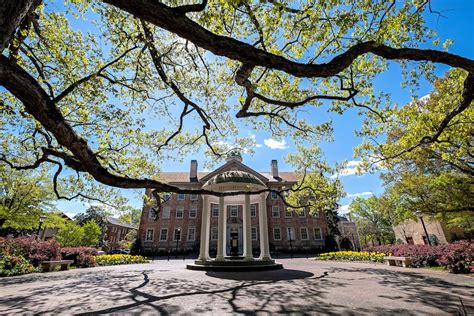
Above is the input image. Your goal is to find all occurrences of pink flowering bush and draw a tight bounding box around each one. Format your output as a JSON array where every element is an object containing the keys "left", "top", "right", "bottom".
[
  {"left": 365, "top": 240, "right": 473, "bottom": 273},
  {"left": 0, "top": 237, "right": 61, "bottom": 266},
  {"left": 61, "top": 247, "right": 98, "bottom": 268}
]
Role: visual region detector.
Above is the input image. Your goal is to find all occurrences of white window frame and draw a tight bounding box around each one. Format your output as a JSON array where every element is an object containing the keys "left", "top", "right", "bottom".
[
  {"left": 176, "top": 206, "right": 184, "bottom": 219},
  {"left": 163, "top": 193, "right": 171, "bottom": 202},
  {"left": 273, "top": 227, "right": 281, "bottom": 241},
  {"left": 300, "top": 227, "right": 309, "bottom": 240},
  {"left": 177, "top": 193, "right": 185, "bottom": 201},
  {"left": 189, "top": 206, "right": 197, "bottom": 218},
  {"left": 271, "top": 191, "right": 278, "bottom": 200},
  {"left": 285, "top": 208, "right": 293, "bottom": 218},
  {"left": 187, "top": 227, "right": 196, "bottom": 241},
  {"left": 211, "top": 227, "right": 218, "bottom": 240},
  {"left": 251, "top": 227, "right": 258, "bottom": 241},
  {"left": 230, "top": 206, "right": 238, "bottom": 217},
  {"left": 145, "top": 228, "right": 154, "bottom": 241},
  {"left": 314, "top": 227, "right": 323, "bottom": 240},
  {"left": 190, "top": 194, "right": 198, "bottom": 200},
  {"left": 173, "top": 228, "right": 181, "bottom": 241},
  {"left": 299, "top": 209, "right": 306, "bottom": 218},
  {"left": 287, "top": 227, "right": 295, "bottom": 241},
  {"left": 159, "top": 228, "right": 168, "bottom": 242},
  {"left": 162, "top": 207, "right": 171, "bottom": 219},
  {"left": 211, "top": 204, "right": 219, "bottom": 217},
  {"left": 272, "top": 206, "right": 280, "bottom": 218},
  {"left": 148, "top": 208, "right": 156, "bottom": 219},
  {"left": 250, "top": 204, "right": 257, "bottom": 217}
]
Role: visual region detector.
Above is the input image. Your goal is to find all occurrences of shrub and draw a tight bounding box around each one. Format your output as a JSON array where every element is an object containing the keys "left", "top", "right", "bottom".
[
  {"left": 0, "top": 254, "right": 38, "bottom": 277},
  {"left": 61, "top": 247, "right": 98, "bottom": 268},
  {"left": 365, "top": 240, "right": 474, "bottom": 273},
  {"left": 95, "top": 254, "right": 148, "bottom": 266},
  {"left": 437, "top": 240, "right": 473, "bottom": 273},
  {"left": 0, "top": 237, "right": 61, "bottom": 266}
]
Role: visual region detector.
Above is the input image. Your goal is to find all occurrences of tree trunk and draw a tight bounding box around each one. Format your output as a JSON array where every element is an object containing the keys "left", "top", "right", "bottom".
[{"left": 0, "top": 0, "right": 39, "bottom": 52}]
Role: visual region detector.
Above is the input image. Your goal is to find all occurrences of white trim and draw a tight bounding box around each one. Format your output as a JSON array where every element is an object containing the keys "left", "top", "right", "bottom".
[
  {"left": 250, "top": 204, "right": 257, "bottom": 217},
  {"left": 189, "top": 206, "right": 197, "bottom": 218},
  {"left": 176, "top": 206, "right": 184, "bottom": 219},
  {"left": 211, "top": 204, "right": 219, "bottom": 217},
  {"left": 187, "top": 227, "right": 196, "bottom": 241},
  {"left": 272, "top": 206, "right": 280, "bottom": 218},
  {"left": 300, "top": 227, "right": 309, "bottom": 240},
  {"left": 211, "top": 226, "right": 218, "bottom": 240},
  {"left": 145, "top": 228, "right": 154, "bottom": 241},
  {"left": 251, "top": 227, "right": 258, "bottom": 241},
  {"left": 190, "top": 194, "right": 198, "bottom": 200},
  {"left": 271, "top": 191, "right": 278, "bottom": 200},
  {"left": 159, "top": 228, "right": 168, "bottom": 241},
  {"left": 273, "top": 227, "right": 281, "bottom": 241},
  {"left": 285, "top": 208, "right": 293, "bottom": 218},
  {"left": 314, "top": 227, "right": 323, "bottom": 240},
  {"left": 162, "top": 207, "right": 171, "bottom": 219},
  {"left": 173, "top": 227, "right": 182, "bottom": 241},
  {"left": 177, "top": 193, "right": 185, "bottom": 201},
  {"left": 287, "top": 227, "right": 295, "bottom": 241},
  {"left": 230, "top": 205, "right": 238, "bottom": 217}
]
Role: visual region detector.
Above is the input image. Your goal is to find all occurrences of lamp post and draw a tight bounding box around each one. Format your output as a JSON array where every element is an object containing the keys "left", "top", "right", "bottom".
[
  {"left": 36, "top": 215, "right": 46, "bottom": 240},
  {"left": 416, "top": 211, "right": 432, "bottom": 246},
  {"left": 175, "top": 227, "right": 181, "bottom": 259},
  {"left": 288, "top": 228, "right": 293, "bottom": 259}
]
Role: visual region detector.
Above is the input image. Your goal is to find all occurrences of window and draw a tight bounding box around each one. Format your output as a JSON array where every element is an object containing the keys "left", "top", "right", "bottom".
[
  {"left": 271, "top": 191, "right": 278, "bottom": 200},
  {"left": 314, "top": 227, "right": 322, "bottom": 240},
  {"left": 159, "top": 228, "right": 168, "bottom": 241},
  {"left": 272, "top": 206, "right": 280, "bottom": 218},
  {"left": 230, "top": 206, "right": 238, "bottom": 217},
  {"left": 177, "top": 193, "right": 185, "bottom": 201},
  {"left": 300, "top": 227, "right": 309, "bottom": 240},
  {"left": 148, "top": 208, "right": 156, "bottom": 219},
  {"left": 145, "top": 229, "right": 154, "bottom": 241},
  {"left": 163, "top": 192, "right": 171, "bottom": 202},
  {"left": 173, "top": 228, "right": 181, "bottom": 241},
  {"left": 313, "top": 210, "right": 320, "bottom": 218},
  {"left": 162, "top": 207, "right": 171, "bottom": 219},
  {"left": 273, "top": 228, "right": 281, "bottom": 241},
  {"left": 187, "top": 227, "right": 196, "bottom": 241},
  {"left": 176, "top": 206, "right": 184, "bottom": 219},
  {"left": 285, "top": 208, "right": 293, "bottom": 218},
  {"left": 251, "top": 227, "right": 258, "bottom": 241},
  {"left": 299, "top": 209, "right": 306, "bottom": 218},
  {"left": 211, "top": 227, "right": 218, "bottom": 240},
  {"left": 189, "top": 207, "right": 197, "bottom": 218},
  {"left": 287, "top": 227, "right": 295, "bottom": 241},
  {"left": 250, "top": 204, "right": 257, "bottom": 217},
  {"left": 190, "top": 194, "right": 198, "bottom": 200},
  {"left": 211, "top": 204, "right": 219, "bottom": 217}
]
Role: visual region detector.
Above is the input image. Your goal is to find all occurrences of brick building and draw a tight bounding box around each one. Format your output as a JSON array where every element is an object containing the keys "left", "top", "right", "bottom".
[
  {"left": 105, "top": 217, "right": 137, "bottom": 249},
  {"left": 138, "top": 156, "right": 337, "bottom": 256}
]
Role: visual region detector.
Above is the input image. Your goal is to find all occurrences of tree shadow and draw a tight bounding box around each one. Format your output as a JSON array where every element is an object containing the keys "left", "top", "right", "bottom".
[{"left": 0, "top": 263, "right": 472, "bottom": 314}]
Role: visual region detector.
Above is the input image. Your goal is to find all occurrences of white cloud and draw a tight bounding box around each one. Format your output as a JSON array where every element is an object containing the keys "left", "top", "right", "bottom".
[
  {"left": 346, "top": 191, "right": 373, "bottom": 198},
  {"left": 263, "top": 138, "right": 288, "bottom": 150},
  {"left": 330, "top": 160, "right": 366, "bottom": 178},
  {"left": 338, "top": 204, "right": 350, "bottom": 214}
]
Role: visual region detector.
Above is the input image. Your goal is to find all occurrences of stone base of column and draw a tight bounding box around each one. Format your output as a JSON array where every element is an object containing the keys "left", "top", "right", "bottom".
[
  {"left": 214, "top": 255, "right": 225, "bottom": 261},
  {"left": 259, "top": 255, "right": 273, "bottom": 262},
  {"left": 243, "top": 256, "right": 254, "bottom": 261}
]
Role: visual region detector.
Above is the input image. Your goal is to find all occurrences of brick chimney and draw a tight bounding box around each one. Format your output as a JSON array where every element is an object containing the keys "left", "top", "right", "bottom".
[
  {"left": 190, "top": 160, "right": 198, "bottom": 182},
  {"left": 271, "top": 160, "right": 279, "bottom": 180}
]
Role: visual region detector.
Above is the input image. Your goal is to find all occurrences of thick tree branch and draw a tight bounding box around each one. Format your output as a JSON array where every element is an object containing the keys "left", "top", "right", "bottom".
[{"left": 104, "top": 0, "right": 474, "bottom": 77}]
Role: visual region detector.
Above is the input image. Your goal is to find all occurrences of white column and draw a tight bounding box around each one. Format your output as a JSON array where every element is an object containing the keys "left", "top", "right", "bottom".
[
  {"left": 216, "top": 196, "right": 225, "bottom": 261},
  {"left": 197, "top": 195, "right": 210, "bottom": 262},
  {"left": 243, "top": 194, "right": 253, "bottom": 260},
  {"left": 259, "top": 192, "right": 272, "bottom": 261}
]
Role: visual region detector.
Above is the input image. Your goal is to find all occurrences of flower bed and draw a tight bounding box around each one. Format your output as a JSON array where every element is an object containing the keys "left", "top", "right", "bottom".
[
  {"left": 95, "top": 254, "right": 148, "bottom": 266},
  {"left": 61, "top": 247, "right": 98, "bottom": 268},
  {"left": 318, "top": 251, "right": 385, "bottom": 263}
]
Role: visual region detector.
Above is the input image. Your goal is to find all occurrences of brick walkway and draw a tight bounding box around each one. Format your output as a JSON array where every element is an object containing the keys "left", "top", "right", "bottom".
[{"left": 1, "top": 258, "right": 472, "bottom": 314}]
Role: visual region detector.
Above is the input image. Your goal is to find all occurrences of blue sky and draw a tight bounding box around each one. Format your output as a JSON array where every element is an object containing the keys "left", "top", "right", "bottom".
[{"left": 44, "top": 1, "right": 474, "bottom": 217}]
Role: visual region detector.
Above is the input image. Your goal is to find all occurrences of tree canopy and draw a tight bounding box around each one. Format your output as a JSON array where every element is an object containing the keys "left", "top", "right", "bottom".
[{"left": 0, "top": 0, "right": 473, "bottom": 213}]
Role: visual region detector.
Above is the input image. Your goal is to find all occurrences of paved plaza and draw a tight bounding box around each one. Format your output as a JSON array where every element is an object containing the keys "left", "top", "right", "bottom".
[{"left": 0, "top": 258, "right": 472, "bottom": 314}]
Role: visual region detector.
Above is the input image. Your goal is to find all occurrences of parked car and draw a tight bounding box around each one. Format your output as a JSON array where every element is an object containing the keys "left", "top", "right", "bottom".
[{"left": 109, "top": 249, "right": 128, "bottom": 254}]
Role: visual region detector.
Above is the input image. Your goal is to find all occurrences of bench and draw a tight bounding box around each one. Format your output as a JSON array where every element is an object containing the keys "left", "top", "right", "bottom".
[
  {"left": 384, "top": 256, "right": 412, "bottom": 268},
  {"left": 40, "top": 260, "right": 74, "bottom": 272}
]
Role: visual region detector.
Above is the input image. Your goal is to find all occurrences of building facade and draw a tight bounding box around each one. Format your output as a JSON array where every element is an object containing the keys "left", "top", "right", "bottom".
[
  {"left": 393, "top": 218, "right": 472, "bottom": 245},
  {"left": 104, "top": 217, "right": 138, "bottom": 249},
  {"left": 138, "top": 157, "right": 345, "bottom": 255}
]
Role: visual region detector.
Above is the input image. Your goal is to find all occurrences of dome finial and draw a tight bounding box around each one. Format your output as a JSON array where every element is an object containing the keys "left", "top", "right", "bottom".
[{"left": 226, "top": 149, "right": 243, "bottom": 162}]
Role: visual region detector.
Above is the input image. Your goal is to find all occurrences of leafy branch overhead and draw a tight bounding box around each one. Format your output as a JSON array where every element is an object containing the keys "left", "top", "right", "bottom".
[{"left": 0, "top": 0, "right": 473, "bottom": 212}]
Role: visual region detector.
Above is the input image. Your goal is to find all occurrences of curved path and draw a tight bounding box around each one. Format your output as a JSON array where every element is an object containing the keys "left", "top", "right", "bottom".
[{"left": 1, "top": 258, "right": 472, "bottom": 314}]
